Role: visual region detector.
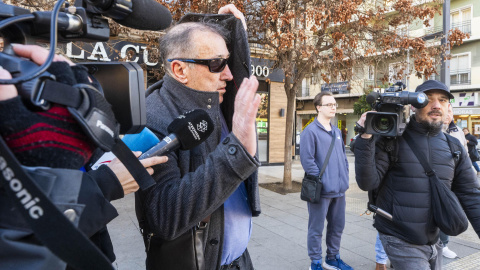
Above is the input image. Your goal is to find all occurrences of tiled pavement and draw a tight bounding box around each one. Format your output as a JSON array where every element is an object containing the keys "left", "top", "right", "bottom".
[{"left": 109, "top": 151, "right": 480, "bottom": 269}]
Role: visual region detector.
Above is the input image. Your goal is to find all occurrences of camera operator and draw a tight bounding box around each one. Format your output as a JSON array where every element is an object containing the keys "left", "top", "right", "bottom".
[
  {"left": 0, "top": 44, "right": 167, "bottom": 269},
  {"left": 354, "top": 80, "right": 480, "bottom": 269}
]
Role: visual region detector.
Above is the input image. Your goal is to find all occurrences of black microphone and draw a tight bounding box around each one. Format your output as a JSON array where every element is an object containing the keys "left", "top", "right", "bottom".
[
  {"left": 139, "top": 109, "right": 214, "bottom": 160},
  {"left": 87, "top": 0, "right": 172, "bottom": 31},
  {"left": 366, "top": 92, "right": 380, "bottom": 104}
]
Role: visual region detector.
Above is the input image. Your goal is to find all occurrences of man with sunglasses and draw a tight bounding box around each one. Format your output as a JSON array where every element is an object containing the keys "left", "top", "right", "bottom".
[
  {"left": 300, "top": 92, "right": 352, "bottom": 270},
  {"left": 135, "top": 5, "right": 262, "bottom": 270}
]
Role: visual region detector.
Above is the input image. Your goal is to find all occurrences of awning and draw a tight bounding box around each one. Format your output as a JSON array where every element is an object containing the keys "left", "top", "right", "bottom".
[{"left": 296, "top": 109, "right": 354, "bottom": 115}]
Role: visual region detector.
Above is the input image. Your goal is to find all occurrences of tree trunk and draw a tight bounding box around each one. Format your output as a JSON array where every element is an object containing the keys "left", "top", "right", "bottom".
[{"left": 282, "top": 86, "right": 296, "bottom": 191}]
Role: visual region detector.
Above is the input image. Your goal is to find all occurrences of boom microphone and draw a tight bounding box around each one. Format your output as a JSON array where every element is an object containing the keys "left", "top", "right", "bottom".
[
  {"left": 139, "top": 109, "right": 214, "bottom": 159},
  {"left": 86, "top": 0, "right": 173, "bottom": 31}
]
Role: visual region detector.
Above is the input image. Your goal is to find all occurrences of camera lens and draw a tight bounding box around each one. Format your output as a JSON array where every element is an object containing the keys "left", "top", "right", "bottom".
[{"left": 372, "top": 115, "right": 395, "bottom": 134}]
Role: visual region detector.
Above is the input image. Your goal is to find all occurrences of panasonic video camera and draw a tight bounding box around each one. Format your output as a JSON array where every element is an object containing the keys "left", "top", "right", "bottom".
[{"left": 364, "top": 82, "right": 428, "bottom": 137}]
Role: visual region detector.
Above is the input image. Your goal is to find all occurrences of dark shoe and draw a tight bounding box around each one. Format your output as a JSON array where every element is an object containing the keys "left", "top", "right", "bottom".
[{"left": 324, "top": 255, "right": 353, "bottom": 270}]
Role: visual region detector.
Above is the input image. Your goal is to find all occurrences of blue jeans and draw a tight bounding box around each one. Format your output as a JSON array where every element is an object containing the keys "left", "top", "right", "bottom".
[
  {"left": 439, "top": 231, "right": 449, "bottom": 246},
  {"left": 375, "top": 233, "right": 388, "bottom": 264},
  {"left": 379, "top": 233, "right": 443, "bottom": 270},
  {"left": 473, "top": 161, "right": 480, "bottom": 172}
]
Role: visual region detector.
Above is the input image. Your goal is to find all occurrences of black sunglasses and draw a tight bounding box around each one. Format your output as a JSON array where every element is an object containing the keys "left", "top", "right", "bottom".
[{"left": 167, "top": 58, "right": 228, "bottom": 73}]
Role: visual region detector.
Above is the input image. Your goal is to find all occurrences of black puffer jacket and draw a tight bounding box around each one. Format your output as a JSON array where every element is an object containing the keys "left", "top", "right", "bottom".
[{"left": 355, "top": 116, "right": 480, "bottom": 245}]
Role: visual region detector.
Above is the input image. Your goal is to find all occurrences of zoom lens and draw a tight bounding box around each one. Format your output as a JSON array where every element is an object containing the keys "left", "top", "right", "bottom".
[{"left": 372, "top": 115, "right": 395, "bottom": 134}]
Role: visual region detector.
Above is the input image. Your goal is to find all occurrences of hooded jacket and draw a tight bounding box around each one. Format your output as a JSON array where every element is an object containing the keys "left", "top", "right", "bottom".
[{"left": 355, "top": 116, "right": 480, "bottom": 245}]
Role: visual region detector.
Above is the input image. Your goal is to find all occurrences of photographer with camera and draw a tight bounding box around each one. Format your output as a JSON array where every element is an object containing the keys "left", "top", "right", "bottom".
[
  {"left": 354, "top": 80, "right": 480, "bottom": 269},
  {"left": 0, "top": 44, "right": 168, "bottom": 269}
]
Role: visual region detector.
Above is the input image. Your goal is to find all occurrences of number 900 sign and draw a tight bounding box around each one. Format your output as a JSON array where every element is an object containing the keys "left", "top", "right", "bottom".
[{"left": 251, "top": 65, "right": 270, "bottom": 77}]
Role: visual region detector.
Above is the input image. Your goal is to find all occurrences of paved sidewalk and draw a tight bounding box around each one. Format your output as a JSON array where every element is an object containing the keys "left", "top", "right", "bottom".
[{"left": 108, "top": 151, "right": 480, "bottom": 269}]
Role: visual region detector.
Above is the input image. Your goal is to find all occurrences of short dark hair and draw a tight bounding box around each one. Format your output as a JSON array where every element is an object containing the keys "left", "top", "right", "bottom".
[
  {"left": 463, "top": 128, "right": 469, "bottom": 133},
  {"left": 313, "top": 92, "right": 333, "bottom": 113},
  {"left": 160, "top": 22, "right": 229, "bottom": 76}
]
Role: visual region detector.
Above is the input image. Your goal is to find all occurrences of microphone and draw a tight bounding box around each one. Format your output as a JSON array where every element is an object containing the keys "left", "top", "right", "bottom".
[
  {"left": 33, "top": 0, "right": 172, "bottom": 33},
  {"left": 139, "top": 109, "right": 214, "bottom": 160},
  {"left": 366, "top": 92, "right": 380, "bottom": 104},
  {"left": 86, "top": 0, "right": 172, "bottom": 31}
]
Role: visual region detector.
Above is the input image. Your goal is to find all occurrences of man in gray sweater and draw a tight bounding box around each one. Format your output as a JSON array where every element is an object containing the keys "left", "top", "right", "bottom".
[
  {"left": 300, "top": 92, "right": 352, "bottom": 270},
  {"left": 135, "top": 5, "right": 262, "bottom": 270}
]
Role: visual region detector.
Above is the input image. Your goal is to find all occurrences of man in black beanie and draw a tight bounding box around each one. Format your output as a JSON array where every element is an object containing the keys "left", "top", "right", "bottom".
[{"left": 354, "top": 80, "right": 480, "bottom": 269}]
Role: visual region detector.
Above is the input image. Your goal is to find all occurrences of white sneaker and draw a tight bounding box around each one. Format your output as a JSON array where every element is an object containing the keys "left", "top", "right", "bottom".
[{"left": 442, "top": 246, "right": 457, "bottom": 259}]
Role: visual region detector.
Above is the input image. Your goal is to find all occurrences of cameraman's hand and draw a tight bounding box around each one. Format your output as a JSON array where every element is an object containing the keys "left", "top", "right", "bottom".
[
  {"left": 358, "top": 111, "right": 374, "bottom": 139},
  {"left": 0, "top": 67, "right": 18, "bottom": 100},
  {"left": 12, "top": 44, "right": 74, "bottom": 66},
  {"left": 0, "top": 44, "right": 75, "bottom": 101},
  {"left": 218, "top": 4, "right": 247, "bottom": 30},
  {"left": 108, "top": 152, "right": 168, "bottom": 195},
  {"left": 232, "top": 76, "right": 261, "bottom": 156}
]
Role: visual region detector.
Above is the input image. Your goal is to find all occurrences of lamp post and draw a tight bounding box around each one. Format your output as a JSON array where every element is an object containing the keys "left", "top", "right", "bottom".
[{"left": 441, "top": 0, "right": 450, "bottom": 87}]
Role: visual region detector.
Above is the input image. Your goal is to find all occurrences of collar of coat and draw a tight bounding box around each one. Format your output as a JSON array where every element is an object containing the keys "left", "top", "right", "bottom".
[{"left": 154, "top": 75, "right": 223, "bottom": 112}]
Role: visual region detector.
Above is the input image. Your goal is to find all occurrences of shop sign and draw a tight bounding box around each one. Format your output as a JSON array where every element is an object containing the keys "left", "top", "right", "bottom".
[
  {"left": 452, "top": 107, "right": 480, "bottom": 115},
  {"left": 303, "top": 117, "right": 315, "bottom": 130},
  {"left": 251, "top": 65, "right": 270, "bottom": 77},
  {"left": 321, "top": 81, "right": 349, "bottom": 94},
  {"left": 451, "top": 92, "right": 478, "bottom": 107},
  {"left": 251, "top": 58, "right": 285, "bottom": 82},
  {"left": 64, "top": 41, "right": 159, "bottom": 67}
]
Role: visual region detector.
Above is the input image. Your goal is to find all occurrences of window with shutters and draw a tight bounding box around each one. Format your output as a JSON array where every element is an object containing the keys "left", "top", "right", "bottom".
[
  {"left": 450, "top": 53, "right": 470, "bottom": 85},
  {"left": 451, "top": 6, "right": 472, "bottom": 35}
]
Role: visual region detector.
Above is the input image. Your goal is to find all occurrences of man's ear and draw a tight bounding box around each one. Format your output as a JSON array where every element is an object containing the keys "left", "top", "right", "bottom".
[
  {"left": 170, "top": 60, "right": 189, "bottom": 84},
  {"left": 411, "top": 106, "right": 417, "bottom": 113}
]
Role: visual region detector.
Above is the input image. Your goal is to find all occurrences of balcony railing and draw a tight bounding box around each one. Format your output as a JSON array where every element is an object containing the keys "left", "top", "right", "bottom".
[
  {"left": 451, "top": 20, "right": 471, "bottom": 35},
  {"left": 297, "top": 86, "right": 310, "bottom": 97},
  {"left": 364, "top": 79, "right": 385, "bottom": 91},
  {"left": 425, "top": 25, "right": 443, "bottom": 36},
  {"left": 451, "top": 69, "right": 471, "bottom": 85},
  {"left": 426, "top": 71, "right": 471, "bottom": 85}
]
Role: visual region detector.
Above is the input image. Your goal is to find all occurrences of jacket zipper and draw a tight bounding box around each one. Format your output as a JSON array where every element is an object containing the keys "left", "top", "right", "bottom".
[{"left": 146, "top": 233, "right": 154, "bottom": 252}]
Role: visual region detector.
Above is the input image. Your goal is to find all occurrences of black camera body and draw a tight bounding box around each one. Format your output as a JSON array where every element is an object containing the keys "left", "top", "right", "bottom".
[
  {"left": 0, "top": 0, "right": 148, "bottom": 134},
  {"left": 365, "top": 86, "right": 428, "bottom": 137}
]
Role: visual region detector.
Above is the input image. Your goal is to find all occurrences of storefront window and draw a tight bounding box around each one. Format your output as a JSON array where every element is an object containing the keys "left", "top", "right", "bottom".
[{"left": 256, "top": 92, "right": 269, "bottom": 162}]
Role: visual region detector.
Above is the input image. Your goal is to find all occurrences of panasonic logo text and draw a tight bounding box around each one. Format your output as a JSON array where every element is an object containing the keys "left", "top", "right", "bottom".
[
  {"left": 96, "top": 120, "right": 114, "bottom": 137},
  {"left": 0, "top": 157, "right": 44, "bottom": 219}
]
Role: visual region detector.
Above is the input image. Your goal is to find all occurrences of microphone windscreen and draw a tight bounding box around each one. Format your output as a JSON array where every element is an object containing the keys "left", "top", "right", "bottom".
[
  {"left": 167, "top": 109, "right": 214, "bottom": 150},
  {"left": 114, "top": 0, "right": 172, "bottom": 30},
  {"left": 366, "top": 92, "right": 380, "bottom": 104},
  {"left": 122, "top": 127, "right": 160, "bottom": 152}
]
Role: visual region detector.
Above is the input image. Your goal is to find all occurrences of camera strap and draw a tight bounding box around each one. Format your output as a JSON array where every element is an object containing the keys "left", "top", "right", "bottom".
[
  {"left": 36, "top": 80, "right": 156, "bottom": 190},
  {"left": 0, "top": 136, "right": 114, "bottom": 270}
]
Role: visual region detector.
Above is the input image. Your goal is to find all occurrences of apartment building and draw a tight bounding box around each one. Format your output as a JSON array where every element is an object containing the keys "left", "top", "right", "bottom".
[{"left": 295, "top": 0, "right": 480, "bottom": 144}]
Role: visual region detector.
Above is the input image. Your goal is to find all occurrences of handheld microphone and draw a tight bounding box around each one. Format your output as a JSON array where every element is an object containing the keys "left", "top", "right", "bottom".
[{"left": 139, "top": 109, "right": 214, "bottom": 160}]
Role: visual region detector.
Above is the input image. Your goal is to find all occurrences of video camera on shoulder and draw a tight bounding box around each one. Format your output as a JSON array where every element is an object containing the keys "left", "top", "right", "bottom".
[{"left": 364, "top": 82, "right": 428, "bottom": 137}]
